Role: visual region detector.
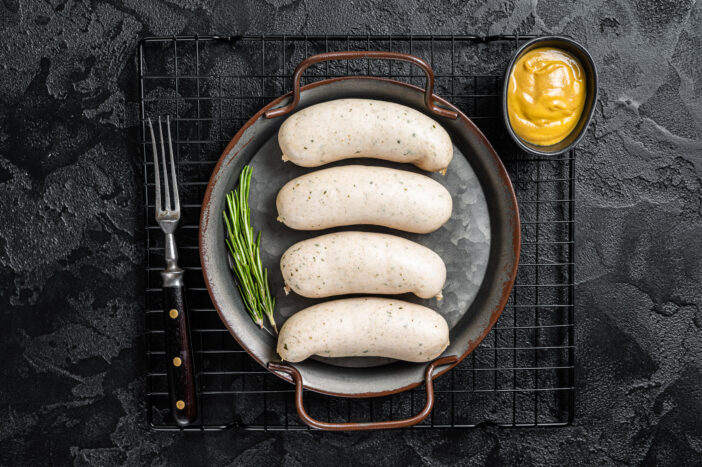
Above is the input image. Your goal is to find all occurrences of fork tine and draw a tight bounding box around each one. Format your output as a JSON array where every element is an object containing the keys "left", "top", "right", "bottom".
[
  {"left": 166, "top": 115, "right": 180, "bottom": 213},
  {"left": 158, "top": 116, "right": 171, "bottom": 212},
  {"left": 148, "top": 118, "right": 161, "bottom": 214}
]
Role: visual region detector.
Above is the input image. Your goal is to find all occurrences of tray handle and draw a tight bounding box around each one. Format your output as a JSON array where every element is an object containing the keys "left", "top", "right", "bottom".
[
  {"left": 264, "top": 51, "right": 459, "bottom": 120},
  {"left": 268, "top": 355, "right": 458, "bottom": 431}
]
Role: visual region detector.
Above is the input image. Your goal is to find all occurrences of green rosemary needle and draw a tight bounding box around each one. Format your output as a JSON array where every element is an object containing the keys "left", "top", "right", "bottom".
[{"left": 223, "top": 166, "right": 277, "bottom": 334}]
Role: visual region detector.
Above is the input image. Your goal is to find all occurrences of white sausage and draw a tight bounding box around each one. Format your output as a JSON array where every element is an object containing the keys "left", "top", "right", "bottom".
[
  {"left": 281, "top": 232, "right": 446, "bottom": 299},
  {"left": 277, "top": 297, "right": 450, "bottom": 362},
  {"left": 278, "top": 99, "right": 453, "bottom": 173},
  {"left": 276, "top": 165, "right": 452, "bottom": 233}
]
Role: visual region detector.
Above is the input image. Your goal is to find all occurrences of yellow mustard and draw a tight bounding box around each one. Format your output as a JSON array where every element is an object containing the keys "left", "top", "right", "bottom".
[{"left": 507, "top": 48, "right": 586, "bottom": 146}]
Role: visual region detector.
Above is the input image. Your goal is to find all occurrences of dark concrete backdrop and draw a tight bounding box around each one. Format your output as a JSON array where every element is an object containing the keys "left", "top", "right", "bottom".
[{"left": 1, "top": 0, "right": 701, "bottom": 465}]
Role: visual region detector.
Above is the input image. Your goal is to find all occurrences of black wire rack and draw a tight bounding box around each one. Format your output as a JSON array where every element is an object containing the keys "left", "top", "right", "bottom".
[{"left": 138, "top": 35, "right": 575, "bottom": 431}]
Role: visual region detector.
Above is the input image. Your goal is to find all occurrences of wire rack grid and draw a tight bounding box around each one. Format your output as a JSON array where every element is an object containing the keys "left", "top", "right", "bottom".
[{"left": 138, "top": 35, "right": 575, "bottom": 431}]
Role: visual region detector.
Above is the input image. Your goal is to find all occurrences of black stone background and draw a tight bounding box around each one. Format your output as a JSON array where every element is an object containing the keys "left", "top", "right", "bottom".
[{"left": 1, "top": 0, "right": 701, "bottom": 465}]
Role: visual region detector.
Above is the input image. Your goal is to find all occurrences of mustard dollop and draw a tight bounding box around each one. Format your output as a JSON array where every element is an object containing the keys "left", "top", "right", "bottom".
[{"left": 507, "top": 47, "right": 586, "bottom": 146}]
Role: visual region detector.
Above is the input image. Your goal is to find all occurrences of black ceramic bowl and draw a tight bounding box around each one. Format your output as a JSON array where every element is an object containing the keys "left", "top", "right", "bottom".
[{"left": 502, "top": 36, "right": 598, "bottom": 156}]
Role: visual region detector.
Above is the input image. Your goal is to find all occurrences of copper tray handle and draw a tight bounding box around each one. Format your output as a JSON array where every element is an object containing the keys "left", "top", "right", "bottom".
[
  {"left": 264, "top": 51, "right": 459, "bottom": 120},
  {"left": 268, "top": 355, "right": 458, "bottom": 431}
]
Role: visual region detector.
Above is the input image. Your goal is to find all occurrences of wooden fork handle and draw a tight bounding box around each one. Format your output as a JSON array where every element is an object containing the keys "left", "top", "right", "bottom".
[{"left": 162, "top": 272, "right": 198, "bottom": 426}]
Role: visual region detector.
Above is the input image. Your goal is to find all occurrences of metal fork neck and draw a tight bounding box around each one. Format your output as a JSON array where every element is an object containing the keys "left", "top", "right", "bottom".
[
  {"left": 162, "top": 233, "right": 184, "bottom": 287},
  {"left": 165, "top": 233, "right": 178, "bottom": 267}
]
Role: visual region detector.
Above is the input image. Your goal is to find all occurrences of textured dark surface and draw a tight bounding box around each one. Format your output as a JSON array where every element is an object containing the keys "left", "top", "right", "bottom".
[{"left": 1, "top": 1, "right": 701, "bottom": 466}]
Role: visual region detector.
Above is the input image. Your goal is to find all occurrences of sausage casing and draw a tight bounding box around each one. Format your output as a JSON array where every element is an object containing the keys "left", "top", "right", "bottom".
[
  {"left": 281, "top": 232, "right": 446, "bottom": 299},
  {"left": 278, "top": 98, "right": 453, "bottom": 173},
  {"left": 276, "top": 165, "right": 452, "bottom": 233},
  {"left": 277, "top": 297, "right": 450, "bottom": 363}
]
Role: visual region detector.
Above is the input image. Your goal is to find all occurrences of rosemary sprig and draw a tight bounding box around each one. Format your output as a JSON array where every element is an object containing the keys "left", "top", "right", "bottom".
[{"left": 223, "top": 166, "right": 277, "bottom": 334}]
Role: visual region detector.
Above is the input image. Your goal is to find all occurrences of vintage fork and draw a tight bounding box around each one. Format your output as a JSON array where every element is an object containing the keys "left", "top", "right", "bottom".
[{"left": 148, "top": 116, "right": 198, "bottom": 427}]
